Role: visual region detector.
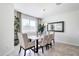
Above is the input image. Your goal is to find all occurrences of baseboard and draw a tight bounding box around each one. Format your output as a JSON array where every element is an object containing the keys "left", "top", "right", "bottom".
[
  {"left": 56, "top": 40, "right": 79, "bottom": 46},
  {"left": 3, "top": 48, "right": 14, "bottom": 56}
]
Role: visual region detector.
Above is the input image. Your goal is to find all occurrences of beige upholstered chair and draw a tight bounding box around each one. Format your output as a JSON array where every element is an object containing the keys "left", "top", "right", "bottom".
[
  {"left": 38, "top": 35, "right": 48, "bottom": 53},
  {"left": 22, "top": 33, "right": 31, "bottom": 42},
  {"left": 18, "top": 32, "right": 35, "bottom": 56},
  {"left": 47, "top": 33, "right": 55, "bottom": 48}
]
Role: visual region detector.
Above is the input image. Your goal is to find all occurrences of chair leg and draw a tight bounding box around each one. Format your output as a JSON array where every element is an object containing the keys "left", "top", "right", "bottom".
[
  {"left": 53, "top": 39, "right": 55, "bottom": 45},
  {"left": 46, "top": 44, "right": 48, "bottom": 50},
  {"left": 24, "top": 49, "right": 26, "bottom": 56},
  {"left": 29, "top": 49, "right": 31, "bottom": 56},
  {"left": 47, "top": 45, "right": 49, "bottom": 49},
  {"left": 50, "top": 43, "right": 52, "bottom": 48},
  {"left": 19, "top": 46, "right": 21, "bottom": 54},
  {"left": 34, "top": 46, "right": 35, "bottom": 53},
  {"left": 42, "top": 46, "right": 44, "bottom": 53}
]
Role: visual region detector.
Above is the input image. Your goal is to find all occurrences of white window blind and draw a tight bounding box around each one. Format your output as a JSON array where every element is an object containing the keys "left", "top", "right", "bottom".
[{"left": 21, "top": 14, "right": 37, "bottom": 36}]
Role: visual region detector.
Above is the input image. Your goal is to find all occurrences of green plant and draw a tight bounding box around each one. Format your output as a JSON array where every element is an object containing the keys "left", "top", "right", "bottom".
[
  {"left": 14, "top": 16, "right": 20, "bottom": 33},
  {"left": 14, "top": 16, "right": 20, "bottom": 46},
  {"left": 38, "top": 24, "right": 45, "bottom": 35}
]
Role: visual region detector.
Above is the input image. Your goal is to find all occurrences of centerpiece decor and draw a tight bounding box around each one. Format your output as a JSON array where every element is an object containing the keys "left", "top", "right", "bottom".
[{"left": 38, "top": 24, "right": 45, "bottom": 36}]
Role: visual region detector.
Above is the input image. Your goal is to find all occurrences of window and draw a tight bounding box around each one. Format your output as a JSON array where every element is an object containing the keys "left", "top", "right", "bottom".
[
  {"left": 30, "top": 20, "right": 36, "bottom": 27},
  {"left": 21, "top": 15, "right": 37, "bottom": 34},
  {"left": 22, "top": 18, "right": 29, "bottom": 26}
]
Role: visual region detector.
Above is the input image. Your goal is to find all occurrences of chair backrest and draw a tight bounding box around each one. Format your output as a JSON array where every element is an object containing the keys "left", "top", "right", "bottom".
[
  {"left": 49, "top": 34, "right": 54, "bottom": 40},
  {"left": 22, "top": 33, "right": 29, "bottom": 41},
  {"left": 48, "top": 33, "right": 54, "bottom": 44},
  {"left": 41, "top": 35, "right": 48, "bottom": 46},
  {"left": 18, "top": 32, "right": 28, "bottom": 48}
]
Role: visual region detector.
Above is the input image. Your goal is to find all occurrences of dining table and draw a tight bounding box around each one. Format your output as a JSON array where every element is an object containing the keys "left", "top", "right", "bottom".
[{"left": 28, "top": 36, "right": 39, "bottom": 53}]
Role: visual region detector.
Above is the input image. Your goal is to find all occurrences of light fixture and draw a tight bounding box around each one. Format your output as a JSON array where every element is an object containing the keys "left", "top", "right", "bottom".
[
  {"left": 56, "top": 3, "right": 62, "bottom": 5},
  {"left": 43, "top": 9, "right": 46, "bottom": 11}
]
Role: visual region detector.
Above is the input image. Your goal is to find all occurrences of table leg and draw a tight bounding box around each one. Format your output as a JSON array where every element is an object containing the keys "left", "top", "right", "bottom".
[{"left": 35, "top": 39, "right": 38, "bottom": 53}]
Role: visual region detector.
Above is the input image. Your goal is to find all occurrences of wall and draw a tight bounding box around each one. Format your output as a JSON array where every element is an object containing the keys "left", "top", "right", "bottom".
[
  {"left": 0, "top": 4, "right": 14, "bottom": 55},
  {"left": 43, "top": 10, "right": 79, "bottom": 46}
]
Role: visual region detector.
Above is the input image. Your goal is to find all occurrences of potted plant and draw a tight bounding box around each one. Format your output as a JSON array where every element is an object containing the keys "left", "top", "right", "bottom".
[
  {"left": 38, "top": 24, "right": 45, "bottom": 36},
  {"left": 14, "top": 16, "right": 20, "bottom": 46}
]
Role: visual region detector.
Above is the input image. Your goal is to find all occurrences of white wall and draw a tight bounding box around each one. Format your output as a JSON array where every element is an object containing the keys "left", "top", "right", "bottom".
[
  {"left": 43, "top": 10, "right": 79, "bottom": 46},
  {"left": 0, "top": 4, "right": 14, "bottom": 55}
]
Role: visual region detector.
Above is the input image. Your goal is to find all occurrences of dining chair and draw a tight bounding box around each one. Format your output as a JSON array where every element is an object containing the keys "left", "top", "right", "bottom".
[
  {"left": 22, "top": 33, "right": 31, "bottom": 42},
  {"left": 47, "top": 33, "right": 55, "bottom": 48},
  {"left": 18, "top": 32, "right": 35, "bottom": 56},
  {"left": 38, "top": 35, "right": 48, "bottom": 53}
]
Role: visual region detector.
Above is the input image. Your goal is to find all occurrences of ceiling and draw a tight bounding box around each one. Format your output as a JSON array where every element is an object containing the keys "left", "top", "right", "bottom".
[{"left": 14, "top": 3, "right": 79, "bottom": 18}]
